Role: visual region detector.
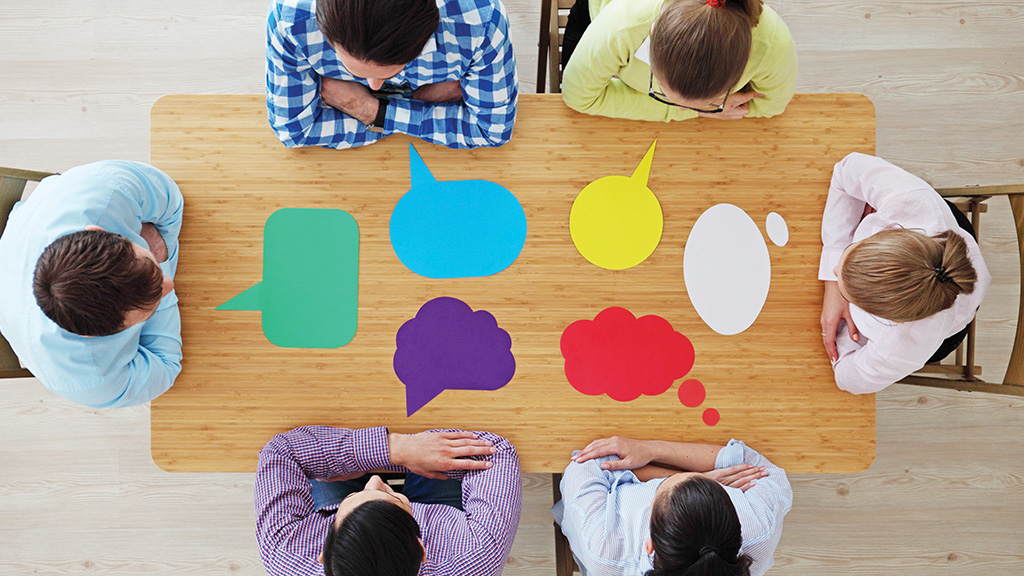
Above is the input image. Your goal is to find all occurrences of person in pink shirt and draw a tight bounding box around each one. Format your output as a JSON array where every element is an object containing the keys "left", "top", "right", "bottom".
[{"left": 819, "top": 153, "right": 990, "bottom": 394}]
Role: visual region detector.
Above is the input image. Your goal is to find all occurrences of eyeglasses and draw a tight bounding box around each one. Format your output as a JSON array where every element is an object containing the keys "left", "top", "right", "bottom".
[{"left": 648, "top": 70, "right": 729, "bottom": 114}]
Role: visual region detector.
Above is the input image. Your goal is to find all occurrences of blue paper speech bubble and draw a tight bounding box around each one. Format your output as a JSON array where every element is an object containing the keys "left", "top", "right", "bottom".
[{"left": 389, "top": 144, "right": 527, "bottom": 278}]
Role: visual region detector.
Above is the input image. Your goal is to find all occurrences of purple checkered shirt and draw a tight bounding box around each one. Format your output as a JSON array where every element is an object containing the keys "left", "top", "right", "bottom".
[{"left": 254, "top": 426, "right": 522, "bottom": 576}]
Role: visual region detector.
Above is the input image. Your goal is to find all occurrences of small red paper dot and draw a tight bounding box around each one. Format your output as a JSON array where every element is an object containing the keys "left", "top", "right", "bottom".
[
  {"left": 678, "top": 379, "right": 706, "bottom": 408},
  {"left": 702, "top": 408, "right": 720, "bottom": 426}
]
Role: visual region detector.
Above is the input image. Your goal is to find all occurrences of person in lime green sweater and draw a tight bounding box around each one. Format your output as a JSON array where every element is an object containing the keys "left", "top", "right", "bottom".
[{"left": 561, "top": 0, "right": 797, "bottom": 121}]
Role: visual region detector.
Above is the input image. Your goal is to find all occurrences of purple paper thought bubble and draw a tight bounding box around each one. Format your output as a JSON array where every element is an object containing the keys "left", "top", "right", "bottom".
[{"left": 394, "top": 297, "right": 516, "bottom": 416}]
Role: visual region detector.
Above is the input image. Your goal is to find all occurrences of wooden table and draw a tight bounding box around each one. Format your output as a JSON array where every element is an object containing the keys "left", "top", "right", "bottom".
[{"left": 150, "top": 93, "right": 876, "bottom": 473}]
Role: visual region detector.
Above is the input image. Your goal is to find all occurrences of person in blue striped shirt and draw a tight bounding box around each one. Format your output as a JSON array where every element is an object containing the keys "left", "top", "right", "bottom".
[
  {"left": 265, "top": 0, "right": 519, "bottom": 150},
  {"left": 554, "top": 436, "right": 792, "bottom": 576}
]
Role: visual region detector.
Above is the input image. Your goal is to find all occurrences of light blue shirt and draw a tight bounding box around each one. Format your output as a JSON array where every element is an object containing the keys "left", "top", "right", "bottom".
[
  {"left": 0, "top": 161, "right": 184, "bottom": 408},
  {"left": 553, "top": 440, "right": 793, "bottom": 576}
]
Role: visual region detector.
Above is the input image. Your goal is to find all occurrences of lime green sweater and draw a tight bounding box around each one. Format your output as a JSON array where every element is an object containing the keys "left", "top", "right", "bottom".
[{"left": 563, "top": 0, "right": 797, "bottom": 121}]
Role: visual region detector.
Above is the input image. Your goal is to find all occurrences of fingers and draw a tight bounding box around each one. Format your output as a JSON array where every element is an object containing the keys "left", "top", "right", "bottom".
[
  {"left": 731, "top": 91, "right": 761, "bottom": 106},
  {"left": 574, "top": 438, "right": 616, "bottom": 463},
  {"left": 441, "top": 431, "right": 481, "bottom": 441},
  {"left": 447, "top": 458, "right": 493, "bottom": 472},
  {"left": 845, "top": 312, "right": 860, "bottom": 343},
  {"left": 600, "top": 458, "right": 631, "bottom": 471},
  {"left": 449, "top": 445, "right": 497, "bottom": 458},
  {"left": 821, "top": 318, "right": 839, "bottom": 362}
]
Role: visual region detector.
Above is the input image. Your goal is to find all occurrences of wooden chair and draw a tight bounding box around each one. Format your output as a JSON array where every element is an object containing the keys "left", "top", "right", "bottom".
[
  {"left": 551, "top": 472, "right": 577, "bottom": 576},
  {"left": 900, "top": 184, "right": 1024, "bottom": 396},
  {"left": 537, "top": 0, "right": 575, "bottom": 94},
  {"left": 0, "top": 166, "right": 55, "bottom": 379}
]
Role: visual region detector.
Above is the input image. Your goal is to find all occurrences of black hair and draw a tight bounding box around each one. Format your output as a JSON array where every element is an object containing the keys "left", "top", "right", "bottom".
[
  {"left": 323, "top": 499, "right": 423, "bottom": 576},
  {"left": 646, "top": 475, "right": 753, "bottom": 576},
  {"left": 316, "top": 0, "right": 440, "bottom": 66}
]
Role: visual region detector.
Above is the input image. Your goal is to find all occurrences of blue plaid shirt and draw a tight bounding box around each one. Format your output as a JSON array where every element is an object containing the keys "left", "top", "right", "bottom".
[{"left": 266, "top": 0, "right": 518, "bottom": 149}]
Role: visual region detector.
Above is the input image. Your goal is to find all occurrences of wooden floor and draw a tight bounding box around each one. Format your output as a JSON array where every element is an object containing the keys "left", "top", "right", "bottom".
[{"left": 1, "top": 1, "right": 1023, "bottom": 574}]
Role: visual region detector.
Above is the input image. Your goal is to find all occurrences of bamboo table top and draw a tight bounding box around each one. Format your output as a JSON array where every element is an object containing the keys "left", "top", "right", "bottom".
[{"left": 150, "top": 93, "right": 876, "bottom": 474}]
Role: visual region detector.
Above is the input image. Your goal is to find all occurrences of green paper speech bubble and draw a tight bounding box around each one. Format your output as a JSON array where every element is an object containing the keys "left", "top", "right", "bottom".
[{"left": 217, "top": 208, "right": 359, "bottom": 349}]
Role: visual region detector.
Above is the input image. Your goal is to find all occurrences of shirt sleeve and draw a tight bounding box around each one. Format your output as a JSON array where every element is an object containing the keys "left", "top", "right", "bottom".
[
  {"left": 254, "top": 426, "right": 399, "bottom": 575},
  {"left": 555, "top": 453, "right": 646, "bottom": 576},
  {"left": 561, "top": 6, "right": 695, "bottom": 122},
  {"left": 59, "top": 305, "right": 183, "bottom": 409},
  {"left": 745, "top": 20, "right": 797, "bottom": 119},
  {"left": 819, "top": 153, "right": 940, "bottom": 281},
  {"left": 715, "top": 440, "right": 793, "bottom": 543},
  {"left": 264, "top": 4, "right": 384, "bottom": 149},
  {"left": 384, "top": 7, "right": 518, "bottom": 149},
  {"left": 831, "top": 324, "right": 932, "bottom": 394},
  {"left": 427, "top": 430, "right": 522, "bottom": 576}
]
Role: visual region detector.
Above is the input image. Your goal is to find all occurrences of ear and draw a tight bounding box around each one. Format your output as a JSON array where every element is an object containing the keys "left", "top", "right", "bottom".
[
  {"left": 84, "top": 225, "right": 104, "bottom": 232},
  {"left": 644, "top": 538, "right": 654, "bottom": 555},
  {"left": 160, "top": 274, "right": 174, "bottom": 297}
]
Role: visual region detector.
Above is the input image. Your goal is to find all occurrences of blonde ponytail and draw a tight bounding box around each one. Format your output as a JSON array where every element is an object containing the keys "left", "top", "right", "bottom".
[{"left": 842, "top": 229, "right": 977, "bottom": 322}]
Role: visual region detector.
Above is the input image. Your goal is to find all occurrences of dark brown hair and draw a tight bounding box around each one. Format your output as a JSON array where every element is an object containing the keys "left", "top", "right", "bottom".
[
  {"left": 316, "top": 0, "right": 440, "bottom": 66},
  {"left": 322, "top": 499, "right": 423, "bottom": 576},
  {"left": 647, "top": 475, "right": 753, "bottom": 576},
  {"left": 650, "top": 0, "right": 763, "bottom": 100},
  {"left": 33, "top": 229, "right": 165, "bottom": 336},
  {"left": 842, "top": 229, "right": 977, "bottom": 322}
]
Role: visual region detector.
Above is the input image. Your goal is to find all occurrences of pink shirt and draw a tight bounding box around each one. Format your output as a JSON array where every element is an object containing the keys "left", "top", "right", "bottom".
[{"left": 819, "top": 153, "right": 990, "bottom": 394}]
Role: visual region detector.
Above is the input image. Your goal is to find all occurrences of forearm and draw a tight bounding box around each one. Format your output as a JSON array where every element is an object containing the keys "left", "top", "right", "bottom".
[
  {"left": 632, "top": 463, "right": 682, "bottom": 481},
  {"left": 438, "top": 432, "right": 522, "bottom": 576},
  {"left": 562, "top": 75, "right": 694, "bottom": 122},
  {"left": 646, "top": 441, "right": 723, "bottom": 472},
  {"left": 386, "top": 95, "right": 516, "bottom": 149}
]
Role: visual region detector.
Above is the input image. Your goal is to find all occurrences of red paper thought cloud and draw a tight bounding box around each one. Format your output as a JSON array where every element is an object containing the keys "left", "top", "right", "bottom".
[{"left": 560, "top": 307, "right": 695, "bottom": 402}]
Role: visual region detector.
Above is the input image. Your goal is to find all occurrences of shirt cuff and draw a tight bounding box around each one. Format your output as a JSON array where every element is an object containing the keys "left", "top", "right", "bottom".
[
  {"left": 383, "top": 97, "right": 414, "bottom": 135},
  {"left": 714, "top": 439, "right": 746, "bottom": 469},
  {"left": 819, "top": 248, "right": 843, "bottom": 281},
  {"left": 350, "top": 426, "right": 393, "bottom": 471}
]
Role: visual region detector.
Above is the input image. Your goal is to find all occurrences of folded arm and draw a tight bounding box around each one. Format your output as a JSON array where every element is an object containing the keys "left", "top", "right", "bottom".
[{"left": 384, "top": 9, "right": 518, "bottom": 148}]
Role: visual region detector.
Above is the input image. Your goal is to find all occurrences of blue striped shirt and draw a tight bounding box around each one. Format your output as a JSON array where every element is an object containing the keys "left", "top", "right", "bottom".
[
  {"left": 265, "top": 0, "right": 519, "bottom": 149},
  {"left": 254, "top": 426, "right": 522, "bottom": 576},
  {"left": 553, "top": 440, "right": 793, "bottom": 576}
]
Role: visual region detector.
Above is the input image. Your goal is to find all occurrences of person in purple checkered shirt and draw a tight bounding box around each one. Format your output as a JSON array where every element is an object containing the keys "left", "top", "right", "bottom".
[
  {"left": 266, "top": 0, "right": 519, "bottom": 149},
  {"left": 255, "top": 425, "right": 522, "bottom": 576}
]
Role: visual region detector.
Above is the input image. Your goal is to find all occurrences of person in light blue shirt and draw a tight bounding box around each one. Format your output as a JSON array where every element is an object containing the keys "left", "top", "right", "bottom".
[
  {"left": 553, "top": 436, "right": 792, "bottom": 576},
  {"left": 0, "top": 161, "right": 184, "bottom": 408}
]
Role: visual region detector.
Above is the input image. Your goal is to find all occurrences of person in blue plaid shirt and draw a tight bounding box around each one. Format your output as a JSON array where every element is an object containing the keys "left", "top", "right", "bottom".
[{"left": 266, "top": 0, "right": 519, "bottom": 150}]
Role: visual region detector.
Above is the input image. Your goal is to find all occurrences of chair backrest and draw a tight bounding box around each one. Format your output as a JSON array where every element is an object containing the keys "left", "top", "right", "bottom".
[
  {"left": 0, "top": 166, "right": 55, "bottom": 378},
  {"left": 537, "top": 0, "right": 575, "bottom": 94},
  {"left": 927, "top": 184, "right": 1024, "bottom": 393}
]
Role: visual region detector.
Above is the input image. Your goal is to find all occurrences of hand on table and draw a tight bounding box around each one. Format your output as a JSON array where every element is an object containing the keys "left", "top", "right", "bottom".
[
  {"left": 821, "top": 280, "right": 859, "bottom": 362},
  {"left": 573, "top": 436, "right": 657, "bottom": 471},
  {"left": 705, "top": 463, "right": 766, "bottom": 492},
  {"left": 320, "top": 77, "right": 379, "bottom": 125},
  {"left": 413, "top": 81, "right": 463, "bottom": 103},
  {"left": 388, "top": 431, "right": 496, "bottom": 480},
  {"left": 697, "top": 90, "right": 764, "bottom": 120},
  {"left": 140, "top": 223, "right": 168, "bottom": 262}
]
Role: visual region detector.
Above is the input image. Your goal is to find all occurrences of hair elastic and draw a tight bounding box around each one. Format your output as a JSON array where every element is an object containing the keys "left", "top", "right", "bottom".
[
  {"left": 706, "top": 0, "right": 727, "bottom": 7},
  {"left": 933, "top": 265, "right": 952, "bottom": 284},
  {"left": 699, "top": 546, "right": 718, "bottom": 557}
]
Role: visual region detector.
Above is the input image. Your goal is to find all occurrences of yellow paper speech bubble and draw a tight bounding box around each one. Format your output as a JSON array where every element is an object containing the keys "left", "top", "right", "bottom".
[{"left": 569, "top": 141, "right": 663, "bottom": 270}]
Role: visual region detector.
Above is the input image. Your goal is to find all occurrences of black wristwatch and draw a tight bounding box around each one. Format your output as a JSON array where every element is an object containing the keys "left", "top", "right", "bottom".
[{"left": 369, "top": 97, "right": 388, "bottom": 132}]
